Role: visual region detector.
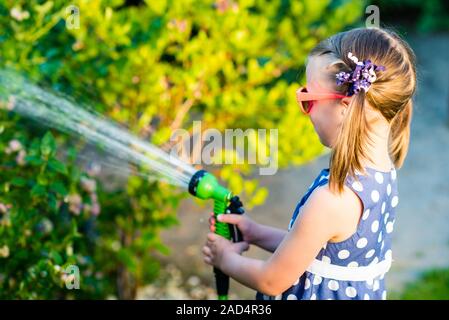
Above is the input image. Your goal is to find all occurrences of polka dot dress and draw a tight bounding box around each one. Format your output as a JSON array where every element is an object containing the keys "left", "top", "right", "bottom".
[{"left": 256, "top": 167, "right": 398, "bottom": 300}]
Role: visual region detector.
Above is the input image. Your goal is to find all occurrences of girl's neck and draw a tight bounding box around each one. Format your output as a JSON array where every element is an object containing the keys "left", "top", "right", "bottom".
[{"left": 361, "top": 112, "right": 394, "bottom": 172}]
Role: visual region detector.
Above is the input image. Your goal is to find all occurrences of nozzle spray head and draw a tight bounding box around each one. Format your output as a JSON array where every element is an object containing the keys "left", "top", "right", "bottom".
[{"left": 188, "top": 170, "right": 231, "bottom": 202}]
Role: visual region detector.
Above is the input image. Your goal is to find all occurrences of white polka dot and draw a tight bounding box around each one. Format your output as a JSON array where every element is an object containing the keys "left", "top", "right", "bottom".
[
  {"left": 310, "top": 293, "right": 317, "bottom": 300},
  {"left": 352, "top": 181, "right": 363, "bottom": 192},
  {"left": 371, "top": 190, "right": 380, "bottom": 202},
  {"left": 384, "top": 213, "right": 390, "bottom": 224},
  {"left": 345, "top": 286, "right": 357, "bottom": 298},
  {"left": 364, "top": 293, "right": 370, "bottom": 300},
  {"left": 348, "top": 261, "right": 359, "bottom": 267},
  {"left": 373, "top": 280, "right": 380, "bottom": 291},
  {"left": 381, "top": 241, "right": 385, "bottom": 250},
  {"left": 293, "top": 278, "right": 299, "bottom": 286},
  {"left": 322, "top": 255, "right": 331, "bottom": 264},
  {"left": 371, "top": 220, "right": 379, "bottom": 233},
  {"left": 328, "top": 280, "right": 339, "bottom": 291},
  {"left": 362, "top": 209, "right": 370, "bottom": 220},
  {"left": 313, "top": 275, "right": 322, "bottom": 285},
  {"left": 375, "top": 172, "right": 384, "bottom": 184},
  {"left": 378, "top": 231, "right": 383, "bottom": 243},
  {"left": 386, "top": 221, "right": 394, "bottom": 233},
  {"left": 391, "top": 169, "right": 397, "bottom": 181},
  {"left": 387, "top": 184, "right": 391, "bottom": 196},
  {"left": 287, "top": 294, "right": 298, "bottom": 300},
  {"left": 391, "top": 196, "right": 399, "bottom": 208},
  {"left": 370, "top": 257, "right": 379, "bottom": 265},
  {"left": 385, "top": 249, "right": 392, "bottom": 261},
  {"left": 382, "top": 290, "right": 387, "bottom": 300},
  {"left": 275, "top": 294, "right": 282, "bottom": 300},
  {"left": 304, "top": 278, "right": 311, "bottom": 290},
  {"left": 356, "top": 237, "right": 368, "bottom": 249},
  {"left": 381, "top": 202, "right": 386, "bottom": 214},
  {"left": 338, "top": 249, "right": 350, "bottom": 260},
  {"left": 365, "top": 249, "right": 375, "bottom": 259}
]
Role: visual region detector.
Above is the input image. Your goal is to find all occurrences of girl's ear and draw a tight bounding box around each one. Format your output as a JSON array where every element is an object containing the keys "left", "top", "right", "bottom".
[{"left": 340, "top": 96, "right": 352, "bottom": 116}]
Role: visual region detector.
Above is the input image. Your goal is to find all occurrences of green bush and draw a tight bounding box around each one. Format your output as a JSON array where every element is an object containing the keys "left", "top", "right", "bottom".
[{"left": 0, "top": 0, "right": 364, "bottom": 299}]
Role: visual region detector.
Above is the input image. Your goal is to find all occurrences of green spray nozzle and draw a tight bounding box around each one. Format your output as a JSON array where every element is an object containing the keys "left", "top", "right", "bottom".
[
  {"left": 188, "top": 169, "right": 231, "bottom": 203},
  {"left": 188, "top": 170, "right": 244, "bottom": 300}
]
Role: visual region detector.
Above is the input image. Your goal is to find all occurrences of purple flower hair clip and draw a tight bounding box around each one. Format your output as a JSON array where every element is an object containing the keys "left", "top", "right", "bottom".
[{"left": 336, "top": 52, "right": 386, "bottom": 96}]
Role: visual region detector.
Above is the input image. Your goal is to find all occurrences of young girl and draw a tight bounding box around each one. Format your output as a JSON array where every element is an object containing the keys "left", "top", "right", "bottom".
[{"left": 202, "top": 27, "right": 416, "bottom": 300}]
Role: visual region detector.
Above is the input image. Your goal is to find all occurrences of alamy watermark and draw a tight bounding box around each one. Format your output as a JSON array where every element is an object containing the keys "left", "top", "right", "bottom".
[
  {"left": 62, "top": 264, "right": 80, "bottom": 290},
  {"left": 365, "top": 5, "right": 380, "bottom": 28},
  {"left": 65, "top": 5, "right": 80, "bottom": 30},
  {"left": 170, "top": 121, "right": 278, "bottom": 175}
]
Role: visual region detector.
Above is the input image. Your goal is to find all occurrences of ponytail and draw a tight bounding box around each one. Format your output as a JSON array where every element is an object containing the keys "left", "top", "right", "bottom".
[{"left": 389, "top": 100, "right": 413, "bottom": 168}]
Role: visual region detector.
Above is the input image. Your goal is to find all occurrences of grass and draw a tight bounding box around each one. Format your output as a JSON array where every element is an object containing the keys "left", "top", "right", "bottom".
[{"left": 390, "top": 268, "right": 449, "bottom": 300}]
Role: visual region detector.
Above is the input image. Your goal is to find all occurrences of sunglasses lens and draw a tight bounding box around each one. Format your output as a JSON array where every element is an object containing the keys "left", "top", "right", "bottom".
[
  {"left": 297, "top": 88, "right": 314, "bottom": 114},
  {"left": 301, "top": 100, "right": 313, "bottom": 114}
]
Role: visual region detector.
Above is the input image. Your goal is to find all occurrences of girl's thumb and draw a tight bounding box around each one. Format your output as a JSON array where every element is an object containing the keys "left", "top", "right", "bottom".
[
  {"left": 217, "top": 214, "right": 242, "bottom": 224},
  {"left": 233, "top": 241, "right": 249, "bottom": 253}
]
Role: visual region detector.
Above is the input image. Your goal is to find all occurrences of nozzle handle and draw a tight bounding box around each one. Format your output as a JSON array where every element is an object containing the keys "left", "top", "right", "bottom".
[{"left": 227, "top": 196, "right": 245, "bottom": 243}]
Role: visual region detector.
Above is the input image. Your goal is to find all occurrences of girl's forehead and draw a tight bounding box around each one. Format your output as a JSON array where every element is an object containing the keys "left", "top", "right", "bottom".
[{"left": 306, "top": 55, "right": 336, "bottom": 91}]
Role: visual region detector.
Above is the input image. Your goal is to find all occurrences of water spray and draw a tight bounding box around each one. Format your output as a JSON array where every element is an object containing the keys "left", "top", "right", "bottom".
[{"left": 0, "top": 70, "right": 245, "bottom": 300}]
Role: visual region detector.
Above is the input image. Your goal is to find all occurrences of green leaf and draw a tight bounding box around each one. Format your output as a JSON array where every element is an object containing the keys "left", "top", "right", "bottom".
[
  {"left": 41, "top": 132, "right": 56, "bottom": 157},
  {"left": 49, "top": 181, "right": 68, "bottom": 196},
  {"left": 25, "top": 155, "right": 43, "bottom": 166},
  {"left": 48, "top": 158, "right": 68, "bottom": 175},
  {"left": 31, "top": 184, "right": 46, "bottom": 197},
  {"left": 11, "top": 177, "right": 27, "bottom": 187},
  {"left": 49, "top": 250, "right": 63, "bottom": 265}
]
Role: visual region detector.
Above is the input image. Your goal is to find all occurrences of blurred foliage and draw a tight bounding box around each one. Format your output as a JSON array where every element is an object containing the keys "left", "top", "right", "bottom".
[
  {"left": 389, "top": 268, "right": 449, "bottom": 300},
  {"left": 373, "top": 0, "right": 449, "bottom": 32},
  {"left": 0, "top": 0, "right": 364, "bottom": 298}
]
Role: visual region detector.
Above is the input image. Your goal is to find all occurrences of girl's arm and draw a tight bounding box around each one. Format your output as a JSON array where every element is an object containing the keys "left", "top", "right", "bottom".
[
  {"left": 250, "top": 223, "right": 287, "bottom": 253},
  {"left": 204, "top": 184, "right": 362, "bottom": 296},
  {"left": 212, "top": 213, "right": 287, "bottom": 253}
]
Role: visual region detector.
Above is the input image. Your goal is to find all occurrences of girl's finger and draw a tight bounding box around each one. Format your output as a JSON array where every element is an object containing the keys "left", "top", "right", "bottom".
[
  {"left": 202, "top": 246, "right": 211, "bottom": 257},
  {"left": 204, "top": 257, "right": 212, "bottom": 265},
  {"left": 210, "top": 225, "right": 216, "bottom": 232},
  {"left": 216, "top": 214, "right": 242, "bottom": 225},
  {"left": 207, "top": 233, "right": 217, "bottom": 241}
]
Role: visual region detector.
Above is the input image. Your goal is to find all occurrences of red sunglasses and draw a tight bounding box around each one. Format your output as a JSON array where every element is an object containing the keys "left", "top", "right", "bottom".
[{"left": 296, "top": 87, "right": 347, "bottom": 114}]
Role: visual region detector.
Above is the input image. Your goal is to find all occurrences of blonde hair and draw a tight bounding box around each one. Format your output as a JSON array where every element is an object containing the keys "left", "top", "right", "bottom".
[{"left": 310, "top": 27, "right": 417, "bottom": 193}]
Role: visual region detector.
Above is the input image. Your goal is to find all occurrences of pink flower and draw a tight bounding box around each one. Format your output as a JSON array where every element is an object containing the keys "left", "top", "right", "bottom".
[
  {"left": 91, "top": 203, "right": 101, "bottom": 216},
  {"left": 10, "top": 7, "right": 29, "bottom": 21},
  {"left": 80, "top": 177, "right": 97, "bottom": 193},
  {"left": 16, "top": 150, "right": 26, "bottom": 166},
  {"left": 0, "top": 203, "right": 8, "bottom": 214},
  {"left": 67, "top": 194, "right": 82, "bottom": 215},
  {"left": 5, "top": 139, "right": 22, "bottom": 154}
]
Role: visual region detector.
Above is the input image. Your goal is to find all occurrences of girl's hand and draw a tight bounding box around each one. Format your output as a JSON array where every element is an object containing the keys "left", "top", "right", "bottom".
[
  {"left": 208, "top": 212, "right": 258, "bottom": 244},
  {"left": 202, "top": 233, "right": 249, "bottom": 269}
]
